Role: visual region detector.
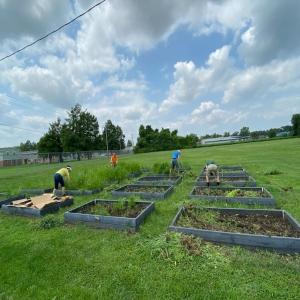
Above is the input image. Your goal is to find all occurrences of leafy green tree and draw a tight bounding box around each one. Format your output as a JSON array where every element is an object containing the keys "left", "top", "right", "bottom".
[
  {"left": 267, "top": 128, "right": 277, "bottom": 138},
  {"left": 239, "top": 127, "right": 250, "bottom": 137},
  {"left": 38, "top": 119, "right": 63, "bottom": 153},
  {"left": 61, "top": 104, "right": 100, "bottom": 151},
  {"left": 127, "top": 140, "right": 133, "bottom": 147},
  {"left": 20, "top": 140, "right": 37, "bottom": 151},
  {"left": 291, "top": 114, "right": 300, "bottom": 136},
  {"left": 231, "top": 131, "right": 239, "bottom": 136},
  {"left": 103, "top": 120, "right": 125, "bottom": 150},
  {"left": 223, "top": 132, "right": 230, "bottom": 137}
]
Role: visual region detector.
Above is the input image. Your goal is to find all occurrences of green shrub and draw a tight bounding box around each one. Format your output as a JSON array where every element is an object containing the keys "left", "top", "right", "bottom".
[
  {"left": 264, "top": 169, "right": 283, "bottom": 175},
  {"left": 38, "top": 215, "right": 63, "bottom": 229},
  {"left": 153, "top": 162, "right": 170, "bottom": 174}
]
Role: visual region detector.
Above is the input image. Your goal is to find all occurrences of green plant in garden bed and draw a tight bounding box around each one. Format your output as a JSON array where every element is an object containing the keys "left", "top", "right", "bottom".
[
  {"left": 177, "top": 206, "right": 300, "bottom": 238},
  {"left": 193, "top": 187, "right": 269, "bottom": 198},
  {"left": 79, "top": 196, "right": 146, "bottom": 218}
]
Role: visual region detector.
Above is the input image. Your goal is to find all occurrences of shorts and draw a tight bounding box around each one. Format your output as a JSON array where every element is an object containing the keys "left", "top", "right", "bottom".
[
  {"left": 171, "top": 159, "right": 179, "bottom": 170},
  {"left": 206, "top": 164, "right": 218, "bottom": 177},
  {"left": 54, "top": 173, "right": 64, "bottom": 189}
]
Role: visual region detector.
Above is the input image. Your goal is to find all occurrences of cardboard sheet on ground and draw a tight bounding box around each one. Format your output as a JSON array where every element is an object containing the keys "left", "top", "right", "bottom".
[{"left": 9, "top": 193, "right": 72, "bottom": 210}]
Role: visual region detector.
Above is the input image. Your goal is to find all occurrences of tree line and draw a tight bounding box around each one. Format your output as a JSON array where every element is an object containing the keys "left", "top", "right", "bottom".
[
  {"left": 134, "top": 125, "right": 199, "bottom": 153},
  {"left": 21, "top": 104, "right": 125, "bottom": 154},
  {"left": 20, "top": 112, "right": 300, "bottom": 153}
]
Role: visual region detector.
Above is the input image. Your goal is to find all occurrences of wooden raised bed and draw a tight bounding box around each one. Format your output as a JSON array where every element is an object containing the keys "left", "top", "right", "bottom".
[
  {"left": 112, "top": 184, "right": 174, "bottom": 200},
  {"left": 64, "top": 199, "right": 154, "bottom": 231},
  {"left": 190, "top": 186, "right": 275, "bottom": 206},
  {"left": 169, "top": 206, "right": 300, "bottom": 253}
]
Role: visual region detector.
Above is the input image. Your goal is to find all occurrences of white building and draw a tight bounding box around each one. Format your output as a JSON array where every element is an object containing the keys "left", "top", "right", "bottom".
[{"left": 200, "top": 136, "right": 243, "bottom": 145}]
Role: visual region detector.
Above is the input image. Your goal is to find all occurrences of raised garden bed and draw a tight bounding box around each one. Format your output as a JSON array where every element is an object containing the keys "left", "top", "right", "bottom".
[
  {"left": 200, "top": 169, "right": 248, "bottom": 177},
  {"left": 190, "top": 187, "right": 275, "bottom": 206},
  {"left": 169, "top": 206, "right": 300, "bottom": 252},
  {"left": 195, "top": 175, "right": 256, "bottom": 187},
  {"left": 136, "top": 175, "right": 182, "bottom": 186},
  {"left": 112, "top": 184, "right": 174, "bottom": 200},
  {"left": 0, "top": 194, "right": 26, "bottom": 207},
  {"left": 1, "top": 194, "right": 73, "bottom": 217},
  {"left": 20, "top": 188, "right": 101, "bottom": 196},
  {"left": 64, "top": 199, "right": 154, "bottom": 231},
  {"left": 219, "top": 165, "right": 244, "bottom": 171}
]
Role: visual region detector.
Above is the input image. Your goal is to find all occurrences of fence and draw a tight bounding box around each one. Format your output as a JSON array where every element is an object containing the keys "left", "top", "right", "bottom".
[{"left": 0, "top": 149, "right": 133, "bottom": 167}]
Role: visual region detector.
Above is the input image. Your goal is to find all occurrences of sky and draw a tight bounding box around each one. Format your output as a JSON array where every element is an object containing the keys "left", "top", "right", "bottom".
[{"left": 0, "top": 0, "right": 300, "bottom": 147}]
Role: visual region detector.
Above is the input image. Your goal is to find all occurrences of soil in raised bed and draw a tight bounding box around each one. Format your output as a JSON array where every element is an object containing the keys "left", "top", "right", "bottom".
[
  {"left": 193, "top": 187, "right": 268, "bottom": 198},
  {"left": 122, "top": 186, "right": 169, "bottom": 193},
  {"left": 177, "top": 207, "right": 300, "bottom": 238},
  {"left": 79, "top": 201, "right": 148, "bottom": 218}
]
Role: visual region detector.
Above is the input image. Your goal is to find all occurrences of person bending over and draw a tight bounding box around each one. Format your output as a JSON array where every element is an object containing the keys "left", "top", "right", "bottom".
[
  {"left": 53, "top": 165, "right": 72, "bottom": 196},
  {"left": 205, "top": 161, "right": 220, "bottom": 186}
]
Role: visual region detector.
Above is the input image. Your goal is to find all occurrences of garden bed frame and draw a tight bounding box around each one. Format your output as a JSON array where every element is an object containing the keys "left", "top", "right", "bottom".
[
  {"left": 112, "top": 184, "right": 174, "bottom": 200},
  {"left": 1, "top": 195, "right": 59, "bottom": 217},
  {"left": 169, "top": 206, "right": 300, "bottom": 253},
  {"left": 0, "top": 192, "right": 73, "bottom": 217},
  {"left": 219, "top": 165, "right": 244, "bottom": 171},
  {"left": 135, "top": 175, "right": 182, "bottom": 186},
  {"left": 190, "top": 186, "right": 275, "bottom": 206},
  {"left": 21, "top": 188, "right": 101, "bottom": 196},
  {"left": 200, "top": 170, "right": 249, "bottom": 177},
  {"left": 64, "top": 199, "right": 154, "bottom": 231},
  {"left": 195, "top": 175, "right": 256, "bottom": 187},
  {"left": 0, "top": 194, "right": 26, "bottom": 207}
]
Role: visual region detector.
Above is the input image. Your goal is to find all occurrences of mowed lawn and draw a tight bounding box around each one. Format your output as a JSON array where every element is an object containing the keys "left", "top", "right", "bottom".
[{"left": 0, "top": 138, "right": 300, "bottom": 299}]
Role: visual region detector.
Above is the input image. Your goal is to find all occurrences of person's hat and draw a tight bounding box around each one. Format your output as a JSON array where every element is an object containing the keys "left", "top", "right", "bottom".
[{"left": 66, "top": 165, "right": 72, "bottom": 172}]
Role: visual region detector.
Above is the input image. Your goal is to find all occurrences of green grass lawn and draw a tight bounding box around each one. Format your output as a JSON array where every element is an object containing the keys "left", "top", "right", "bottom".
[{"left": 0, "top": 138, "right": 300, "bottom": 299}]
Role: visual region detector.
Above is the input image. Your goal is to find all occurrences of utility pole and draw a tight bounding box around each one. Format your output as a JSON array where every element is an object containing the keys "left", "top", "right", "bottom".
[{"left": 105, "top": 126, "right": 109, "bottom": 160}]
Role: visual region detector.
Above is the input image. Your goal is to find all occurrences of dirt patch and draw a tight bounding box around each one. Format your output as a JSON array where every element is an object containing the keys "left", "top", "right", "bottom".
[
  {"left": 177, "top": 207, "right": 300, "bottom": 238},
  {"left": 193, "top": 187, "right": 269, "bottom": 198},
  {"left": 79, "top": 202, "right": 148, "bottom": 218}
]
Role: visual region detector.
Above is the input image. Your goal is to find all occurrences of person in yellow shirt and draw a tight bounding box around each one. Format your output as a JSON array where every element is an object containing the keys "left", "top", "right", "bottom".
[{"left": 53, "top": 165, "right": 72, "bottom": 196}]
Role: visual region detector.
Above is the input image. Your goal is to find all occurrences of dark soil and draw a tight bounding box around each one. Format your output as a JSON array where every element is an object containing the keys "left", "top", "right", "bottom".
[
  {"left": 192, "top": 187, "right": 269, "bottom": 198},
  {"left": 79, "top": 202, "right": 148, "bottom": 218},
  {"left": 122, "top": 185, "right": 169, "bottom": 193},
  {"left": 177, "top": 207, "right": 300, "bottom": 238}
]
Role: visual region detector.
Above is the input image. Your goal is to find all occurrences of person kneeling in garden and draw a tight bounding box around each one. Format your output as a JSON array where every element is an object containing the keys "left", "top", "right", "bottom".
[
  {"left": 111, "top": 153, "right": 118, "bottom": 168},
  {"left": 205, "top": 160, "right": 220, "bottom": 186},
  {"left": 52, "top": 165, "right": 72, "bottom": 197},
  {"left": 170, "top": 149, "right": 181, "bottom": 175}
]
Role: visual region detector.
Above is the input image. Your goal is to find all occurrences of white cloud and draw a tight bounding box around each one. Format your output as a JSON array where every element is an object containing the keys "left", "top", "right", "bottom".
[
  {"left": 0, "top": 0, "right": 73, "bottom": 41},
  {"left": 190, "top": 101, "right": 246, "bottom": 125},
  {"left": 223, "top": 57, "right": 300, "bottom": 103},
  {"left": 159, "top": 45, "right": 234, "bottom": 111}
]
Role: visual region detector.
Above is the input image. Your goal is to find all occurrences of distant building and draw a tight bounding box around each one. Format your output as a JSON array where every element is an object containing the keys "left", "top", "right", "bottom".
[
  {"left": 276, "top": 131, "right": 290, "bottom": 137},
  {"left": 200, "top": 136, "right": 244, "bottom": 145},
  {"left": 0, "top": 147, "right": 38, "bottom": 167}
]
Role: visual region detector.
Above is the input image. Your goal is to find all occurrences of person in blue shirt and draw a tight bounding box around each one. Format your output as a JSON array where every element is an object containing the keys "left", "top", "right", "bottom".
[{"left": 170, "top": 150, "right": 181, "bottom": 174}]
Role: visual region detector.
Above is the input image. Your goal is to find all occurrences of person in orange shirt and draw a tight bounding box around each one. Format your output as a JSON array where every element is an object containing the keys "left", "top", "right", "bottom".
[{"left": 110, "top": 153, "right": 118, "bottom": 167}]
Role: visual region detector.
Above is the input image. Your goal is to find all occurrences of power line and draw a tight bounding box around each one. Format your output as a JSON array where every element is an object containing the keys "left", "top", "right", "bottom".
[
  {"left": 0, "top": 0, "right": 107, "bottom": 62},
  {"left": 0, "top": 123, "right": 44, "bottom": 134}
]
